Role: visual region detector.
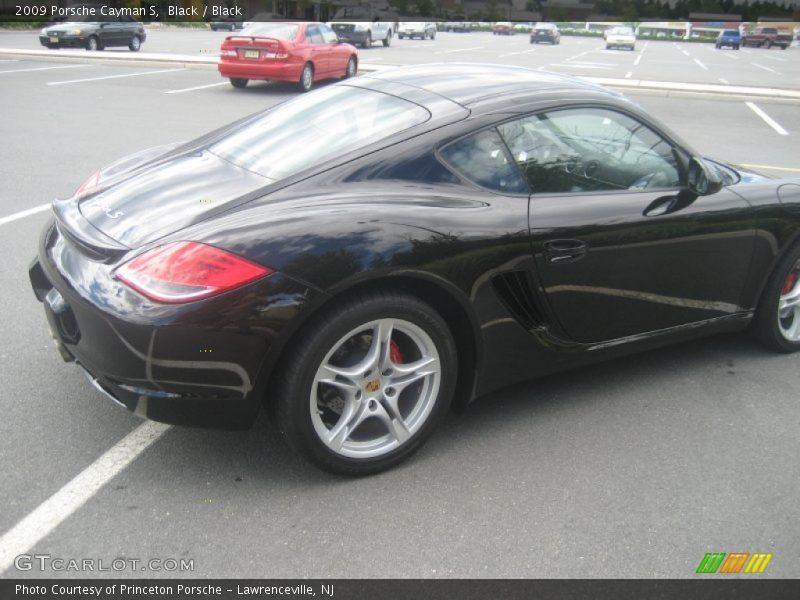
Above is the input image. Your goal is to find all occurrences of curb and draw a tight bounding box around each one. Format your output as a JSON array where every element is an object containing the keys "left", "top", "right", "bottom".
[{"left": 3, "top": 47, "right": 800, "bottom": 100}]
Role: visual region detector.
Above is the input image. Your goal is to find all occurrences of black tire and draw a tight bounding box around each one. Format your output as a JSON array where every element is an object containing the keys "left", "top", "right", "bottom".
[
  {"left": 361, "top": 32, "right": 371, "bottom": 48},
  {"left": 128, "top": 35, "right": 141, "bottom": 52},
  {"left": 430, "top": 31, "right": 435, "bottom": 40},
  {"left": 735, "top": 44, "right": 740, "bottom": 50},
  {"left": 754, "top": 242, "right": 800, "bottom": 353},
  {"left": 383, "top": 31, "right": 392, "bottom": 47},
  {"left": 229, "top": 77, "right": 248, "bottom": 89},
  {"left": 274, "top": 291, "right": 458, "bottom": 475},
  {"left": 298, "top": 62, "right": 314, "bottom": 93},
  {"left": 343, "top": 55, "right": 357, "bottom": 79},
  {"left": 230, "top": 23, "right": 236, "bottom": 32},
  {"left": 85, "top": 36, "right": 99, "bottom": 51}
]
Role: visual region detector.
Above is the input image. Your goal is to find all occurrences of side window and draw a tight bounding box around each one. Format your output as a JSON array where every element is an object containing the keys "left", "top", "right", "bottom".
[
  {"left": 439, "top": 128, "right": 528, "bottom": 194},
  {"left": 306, "top": 26, "right": 324, "bottom": 44},
  {"left": 320, "top": 24, "right": 338, "bottom": 44},
  {"left": 497, "top": 108, "right": 681, "bottom": 195}
]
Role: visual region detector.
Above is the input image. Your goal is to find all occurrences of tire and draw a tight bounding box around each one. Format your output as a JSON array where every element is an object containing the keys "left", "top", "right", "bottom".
[
  {"left": 128, "top": 35, "right": 141, "bottom": 52},
  {"left": 735, "top": 45, "right": 740, "bottom": 50},
  {"left": 274, "top": 291, "right": 457, "bottom": 475},
  {"left": 754, "top": 242, "right": 800, "bottom": 353},
  {"left": 229, "top": 78, "right": 248, "bottom": 89},
  {"left": 431, "top": 31, "right": 435, "bottom": 40},
  {"left": 605, "top": 44, "right": 611, "bottom": 50},
  {"left": 85, "top": 36, "right": 99, "bottom": 51},
  {"left": 361, "top": 32, "right": 371, "bottom": 48},
  {"left": 230, "top": 24, "right": 236, "bottom": 32},
  {"left": 343, "top": 55, "right": 357, "bottom": 79},
  {"left": 781, "top": 44, "right": 787, "bottom": 50},
  {"left": 298, "top": 62, "right": 314, "bottom": 93},
  {"left": 383, "top": 30, "right": 392, "bottom": 47}
]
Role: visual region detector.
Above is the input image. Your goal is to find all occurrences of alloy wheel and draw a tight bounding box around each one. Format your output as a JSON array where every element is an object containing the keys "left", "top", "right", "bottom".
[
  {"left": 309, "top": 318, "right": 441, "bottom": 459},
  {"left": 778, "top": 266, "right": 800, "bottom": 341}
]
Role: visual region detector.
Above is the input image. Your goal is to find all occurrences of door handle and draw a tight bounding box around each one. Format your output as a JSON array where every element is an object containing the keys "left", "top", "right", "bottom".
[{"left": 543, "top": 239, "right": 587, "bottom": 263}]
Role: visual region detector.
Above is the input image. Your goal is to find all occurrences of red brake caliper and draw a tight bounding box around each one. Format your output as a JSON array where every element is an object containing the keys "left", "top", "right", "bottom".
[
  {"left": 389, "top": 340, "right": 404, "bottom": 364},
  {"left": 783, "top": 272, "right": 799, "bottom": 295}
]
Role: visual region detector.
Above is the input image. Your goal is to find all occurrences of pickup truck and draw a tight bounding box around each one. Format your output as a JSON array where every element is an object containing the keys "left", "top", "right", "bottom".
[{"left": 741, "top": 27, "right": 791, "bottom": 49}]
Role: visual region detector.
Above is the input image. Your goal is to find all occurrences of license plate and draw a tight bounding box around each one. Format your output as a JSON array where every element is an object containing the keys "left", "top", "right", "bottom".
[
  {"left": 244, "top": 49, "right": 259, "bottom": 59},
  {"left": 50, "top": 36, "right": 59, "bottom": 43}
]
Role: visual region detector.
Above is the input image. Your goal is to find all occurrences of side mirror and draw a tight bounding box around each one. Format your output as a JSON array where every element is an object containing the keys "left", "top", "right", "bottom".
[{"left": 687, "top": 157, "right": 723, "bottom": 196}]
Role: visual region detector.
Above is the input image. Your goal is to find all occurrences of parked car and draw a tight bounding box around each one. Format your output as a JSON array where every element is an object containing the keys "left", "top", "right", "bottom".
[
  {"left": 741, "top": 27, "right": 791, "bottom": 49},
  {"left": 715, "top": 29, "right": 741, "bottom": 50},
  {"left": 31, "top": 63, "right": 798, "bottom": 475},
  {"left": 492, "top": 22, "right": 514, "bottom": 35},
  {"left": 210, "top": 19, "right": 244, "bottom": 32},
  {"left": 443, "top": 19, "right": 470, "bottom": 32},
  {"left": 329, "top": 20, "right": 394, "bottom": 48},
  {"left": 530, "top": 22, "right": 561, "bottom": 44},
  {"left": 218, "top": 22, "right": 358, "bottom": 92},
  {"left": 398, "top": 22, "right": 436, "bottom": 40},
  {"left": 39, "top": 14, "right": 146, "bottom": 51},
  {"left": 606, "top": 25, "right": 636, "bottom": 50}
]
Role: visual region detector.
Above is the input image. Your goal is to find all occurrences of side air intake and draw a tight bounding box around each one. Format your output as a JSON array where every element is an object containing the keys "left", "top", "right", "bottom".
[{"left": 492, "top": 271, "right": 546, "bottom": 331}]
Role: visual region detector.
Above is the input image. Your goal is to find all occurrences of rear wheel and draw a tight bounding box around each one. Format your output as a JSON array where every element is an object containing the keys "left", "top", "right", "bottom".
[
  {"left": 275, "top": 292, "right": 457, "bottom": 475},
  {"left": 229, "top": 78, "right": 248, "bottom": 88},
  {"left": 361, "top": 32, "right": 371, "bottom": 48},
  {"left": 383, "top": 31, "right": 392, "bottom": 46},
  {"left": 298, "top": 62, "right": 314, "bottom": 93},
  {"left": 128, "top": 35, "right": 141, "bottom": 52},
  {"left": 754, "top": 243, "right": 800, "bottom": 352}
]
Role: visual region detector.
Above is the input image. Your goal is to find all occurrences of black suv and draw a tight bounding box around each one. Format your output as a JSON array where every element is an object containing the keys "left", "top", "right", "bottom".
[{"left": 40, "top": 15, "right": 146, "bottom": 51}]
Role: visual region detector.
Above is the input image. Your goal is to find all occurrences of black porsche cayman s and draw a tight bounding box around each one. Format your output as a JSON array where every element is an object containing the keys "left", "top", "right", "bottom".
[{"left": 30, "top": 64, "right": 800, "bottom": 474}]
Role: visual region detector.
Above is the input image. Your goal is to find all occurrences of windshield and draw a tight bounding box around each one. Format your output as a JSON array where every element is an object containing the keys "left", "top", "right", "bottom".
[
  {"left": 209, "top": 85, "right": 430, "bottom": 181},
  {"left": 240, "top": 23, "right": 299, "bottom": 39},
  {"left": 609, "top": 27, "right": 634, "bottom": 35}
]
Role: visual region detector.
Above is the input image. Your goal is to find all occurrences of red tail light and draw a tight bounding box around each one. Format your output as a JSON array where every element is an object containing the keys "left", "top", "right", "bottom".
[
  {"left": 74, "top": 170, "right": 101, "bottom": 198},
  {"left": 115, "top": 241, "right": 273, "bottom": 304}
]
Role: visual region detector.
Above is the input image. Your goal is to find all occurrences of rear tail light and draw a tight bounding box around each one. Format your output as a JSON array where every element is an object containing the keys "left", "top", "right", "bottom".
[
  {"left": 115, "top": 241, "right": 273, "bottom": 304},
  {"left": 74, "top": 170, "right": 101, "bottom": 198},
  {"left": 221, "top": 49, "right": 238, "bottom": 57}
]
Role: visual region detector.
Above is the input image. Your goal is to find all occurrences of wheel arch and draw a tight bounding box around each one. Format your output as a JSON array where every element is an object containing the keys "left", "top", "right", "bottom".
[{"left": 260, "top": 271, "right": 482, "bottom": 414}]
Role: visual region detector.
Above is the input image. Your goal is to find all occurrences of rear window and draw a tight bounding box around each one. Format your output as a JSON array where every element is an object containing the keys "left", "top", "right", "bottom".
[
  {"left": 209, "top": 85, "right": 430, "bottom": 181},
  {"left": 240, "top": 23, "right": 299, "bottom": 40}
]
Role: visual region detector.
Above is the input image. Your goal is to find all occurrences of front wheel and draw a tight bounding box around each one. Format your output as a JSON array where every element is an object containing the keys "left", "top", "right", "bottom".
[
  {"left": 754, "top": 243, "right": 800, "bottom": 352},
  {"left": 383, "top": 31, "right": 392, "bottom": 47},
  {"left": 343, "top": 55, "right": 357, "bottom": 79},
  {"left": 298, "top": 62, "right": 314, "bottom": 93},
  {"left": 275, "top": 292, "right": 457, "bottom": 475},
  {"left": 128, "top": 35, "right": 141, "bottom": 52},
  {"left": 361, "top": 32, "right": 371, "bottom": 48},
  {"left": 86, "top": 36, "right": 99, "bottom": 51},
  {"left": 229, "top": 78, "right": 248, "bottom": 88}
]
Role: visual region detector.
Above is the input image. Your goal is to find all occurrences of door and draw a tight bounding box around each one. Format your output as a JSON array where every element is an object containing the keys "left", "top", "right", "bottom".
[
  {"left": 99, "top": 14, "right": 123, "bottom": 46},
  {"left": 304, "top": 25, "right": 329, "bottom": 77},
  {"left": 319, "top": 23, "right": 346, "bottom": 75},
  {"left": 496, "top": 107, "right": 755, "bottom": 344}
]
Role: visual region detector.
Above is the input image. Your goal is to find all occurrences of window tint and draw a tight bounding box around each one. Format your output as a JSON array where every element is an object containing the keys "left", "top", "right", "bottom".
[
  {"left": 306, "top": 26, "right": 324, "bottom": 44},
  {"left": 439, "top": 128, "right": 528, "bottom": 194},
  {"left": 497, "top": 108, "right": 681, "bottom": 194},
  {"left": 320, "top": 24, "right": 338, "bottom": 43}
]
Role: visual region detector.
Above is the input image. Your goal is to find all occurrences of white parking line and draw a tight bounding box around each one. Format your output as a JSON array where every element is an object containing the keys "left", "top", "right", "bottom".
[
  {"left": 693, "top": 58, "right": 708, "bottom": 70},
  {"left": 751, "top": 62, "right": 779, "bottom": 74},
  {"left": 0, "top": 59, "right": 19, "bottom": 62},
  {"left": 165, "top": 81, "right": 229, "bottom": 94},
  {"left": 720, "top": 52, "right": 740, "bottom": 60},
  {"left": 634, "top": 54, "right": 642, "bottom": 66},
  {"left": 746, "top": 102, "right": 789, "bottom": 136},
  {"left": 0, "top": 421, "right": 170, "bottom": 575},
  {"left": 48, "top": 67, "right": 186, "bottom": 86},
  {"left": 763, "top": 54, "right": 788, "bottom": 62},
  {"left": 569, "top": 61, "right": 618, "bottom": 67},
  {"left": 625, "top": 71, "right": 632, "bottom": 78},
  {"left": 719, "top": 77, "right": 730, "bottom": 84},
  {"left": 565, "top": 49, "right": 592, "bottom": 62},
  {"left": 499, "top": 48, "right": 537, "bottom": 57},
  {"left": 435, "top": 46, "right": 484, "bottom": 54},
  {"left": 551, "top": 63, "right": 613, "bottom": 70},
  {"left": 0, "top": 64, "right": 88, "bottom": 76},
  {"left": 0, "top": 204, "right": 50, "bottom": 227}
]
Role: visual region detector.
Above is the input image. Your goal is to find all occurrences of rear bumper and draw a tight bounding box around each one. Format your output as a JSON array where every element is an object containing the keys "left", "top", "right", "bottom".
[
  {"left": 30, "top": 222, "right": 321, "bottom": 429},
  {"left": 218, "top": 59, "right": 303, "bottom": 82}
]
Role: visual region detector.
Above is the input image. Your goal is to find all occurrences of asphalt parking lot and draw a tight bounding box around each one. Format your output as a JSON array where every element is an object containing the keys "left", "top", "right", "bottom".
[{"left": 0, "top": 30, "right": 799, "bottom": 579}]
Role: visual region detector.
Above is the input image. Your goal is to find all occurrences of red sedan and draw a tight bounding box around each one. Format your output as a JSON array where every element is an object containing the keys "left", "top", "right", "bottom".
[{"left": 218, "top": 22, "right": 358, "bottom": 92}]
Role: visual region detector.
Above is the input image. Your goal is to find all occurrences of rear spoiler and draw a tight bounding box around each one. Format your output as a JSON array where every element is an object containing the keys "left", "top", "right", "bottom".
[{"left": 52, "top": 197, "right": 130, "bottom": 261}]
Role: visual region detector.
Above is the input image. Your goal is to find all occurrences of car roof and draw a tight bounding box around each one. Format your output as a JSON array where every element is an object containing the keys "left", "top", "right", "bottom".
[{"left": 360, "top": 63, "right": 617, "bottom": 108}]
